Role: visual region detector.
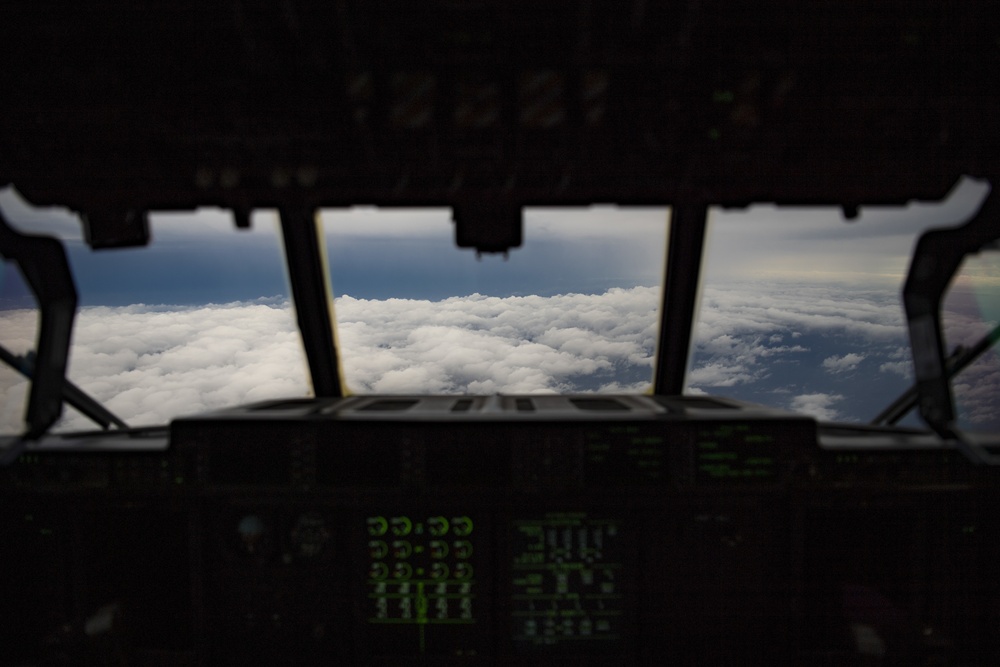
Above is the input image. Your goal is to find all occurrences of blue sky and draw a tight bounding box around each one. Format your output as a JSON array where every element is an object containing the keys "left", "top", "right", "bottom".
[
  {"left": 321, "top": 206, "right": 668, "bottom": 300},
  {"left": 1, "top": 178, "right": 989, "bottom": 305},
  {"left": 0, "top": 179, "right": 997, "bottom": 432},
  {"left": 0, "top": 201, "right": 668, "bottom": 306}
]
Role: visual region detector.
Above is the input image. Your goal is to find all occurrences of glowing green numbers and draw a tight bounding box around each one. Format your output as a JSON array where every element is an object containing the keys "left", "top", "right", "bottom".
[
  {"left": 366, "top": 515, "right": 476, "bottom": 627},
  {"left": 511, "top": 513, "right": 623, "bottom": 648},
  {"left": 695, "top": 424, "right": 780, "bottom": 483}
]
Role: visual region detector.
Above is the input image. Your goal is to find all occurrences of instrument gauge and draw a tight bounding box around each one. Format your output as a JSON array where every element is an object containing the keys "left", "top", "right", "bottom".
[
  {"left": 231, "top": 513, "right": 273, "bottom": 560},
  {"left": 290, "top": 511, "right": 331, "bottom": 560}
]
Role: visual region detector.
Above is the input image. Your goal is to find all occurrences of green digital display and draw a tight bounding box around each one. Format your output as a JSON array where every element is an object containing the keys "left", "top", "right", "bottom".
[
  {"left": 511, "top": 513, "right": 623, "bottom": 649},
  {"left": 694, "top": 423, "right": 780, "bottom": 484},
  {"left": 584, "top": 425, "right": 666, "bottom": 486},
  {"left": 366, "top": 514, "right": 476, "bottom": 654}
]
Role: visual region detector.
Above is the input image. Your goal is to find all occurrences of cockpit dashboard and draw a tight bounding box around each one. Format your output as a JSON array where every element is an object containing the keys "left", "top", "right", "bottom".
[{"left": 3, "top": 396, "right": 998, "bottom": 664}]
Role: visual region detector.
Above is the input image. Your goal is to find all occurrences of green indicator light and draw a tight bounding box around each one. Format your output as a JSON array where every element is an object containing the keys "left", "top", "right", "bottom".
[
  {"left": 452, "top": 516, "right": 473, "bottom": 536},
  {"left": 367, "top": 516, "right": 388, "bottom": 536},
  {"left": 174, "top": 476, "right": 184, "bottom": 485},
  {"left": 390, "top": 516, "right": 413, "bottom": 536},
  {"left": 428, "top": 516, "right": 449, "bottom": 536},
  {"left": 454, "top": 540, "right": 473, "bottom": 559},
  {"left": 429, "top": 540, "right": 448, "bottom": 558},
  {"left": 369, "top": 540, "right": 389, "bottom": 559}
]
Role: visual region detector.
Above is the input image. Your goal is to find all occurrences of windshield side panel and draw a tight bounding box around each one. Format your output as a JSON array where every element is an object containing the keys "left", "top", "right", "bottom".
[
  {"left": 0, "top": 193, "right": 310, "bottom": 432},
  {"left": 687, "top": 179, "right": 990, "bottom": 425},
  {"left": 942, "top": 252, "right": 1000, "bottom": 432}
]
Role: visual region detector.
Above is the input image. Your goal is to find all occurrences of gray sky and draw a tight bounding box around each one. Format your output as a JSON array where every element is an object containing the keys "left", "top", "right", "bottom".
[
  {"left": 1, "top": 175, "right": 988, "bottom": 295},
  {"left": 704, "top": 177, "right": 990, "bottom": 283}
]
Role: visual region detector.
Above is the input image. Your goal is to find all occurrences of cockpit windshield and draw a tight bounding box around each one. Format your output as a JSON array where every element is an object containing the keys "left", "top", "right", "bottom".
[
  {"left": 320, "top": 206, "right": 668, "bottom": 394},
  {"left": 687, "top": 178, "right": 998, "bottom": 431},
  {"left": 1, "top": 183, "right": 996, "bottom": 434},
  {"left": 0, "top": 193, "right": 310, "bottom": 432}
]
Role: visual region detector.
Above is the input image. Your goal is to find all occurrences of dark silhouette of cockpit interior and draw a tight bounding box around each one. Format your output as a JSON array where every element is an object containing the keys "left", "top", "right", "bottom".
[{"left": 1, "top": 2, "right": 998, "bottom": 664}]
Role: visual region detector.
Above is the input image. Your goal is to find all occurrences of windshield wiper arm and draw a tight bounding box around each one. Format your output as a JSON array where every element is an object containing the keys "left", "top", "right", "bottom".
[
  {"left": 871, "top": 322, "right": 1000, "bottom": 427},
  {"left": 0, "top": 343, "right": 128, "bottom": 431}
]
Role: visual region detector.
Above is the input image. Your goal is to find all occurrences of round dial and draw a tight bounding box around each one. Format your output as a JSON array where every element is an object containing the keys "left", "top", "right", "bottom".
[
  {"left": 290, "top": 511, "right": 331, "bottom": 559},
  {"left": 233, "top": 513, "right": 272, "bottom": 559}
]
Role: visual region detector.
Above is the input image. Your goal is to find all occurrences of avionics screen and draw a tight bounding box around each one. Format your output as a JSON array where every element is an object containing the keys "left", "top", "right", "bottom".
[
  {"left": 365, "top": 512, "right": 481, "bottom": 656},
  {"left": 511, "top": 512, "right": 624, "bottom": 651},
  {"left": 692, "top": 422, "right": 802, "bottom": 486},
  {"left": 583, "top": 424, "right": 667, "bottom": 486}
]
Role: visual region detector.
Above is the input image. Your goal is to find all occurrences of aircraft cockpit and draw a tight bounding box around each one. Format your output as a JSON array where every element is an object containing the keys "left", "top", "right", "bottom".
[{"left": 1, "top": 2, "right": 999, "bottom": 664}]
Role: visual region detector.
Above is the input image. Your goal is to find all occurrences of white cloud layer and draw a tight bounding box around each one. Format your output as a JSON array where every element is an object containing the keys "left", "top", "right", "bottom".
[
  {"left": 943, "top": 309, "right": 1000, "bottom": 426},
  {"left": 790, "top": 393, "right": 844, "bottom": 421},
  {"left": 687, "top": 282, "right": 905, "bottom": 399},
  {"left": 1, "top": 280, "right": 996, "bottom": 433},
  {"left": 1, "top": 301, "right": 309, "bottom": 431},
  {"left": 335, "top": 288, "right": 658, "bottom": 395},
  {"left": 822, "top": 353, "right": 866, "bottom": 374},
  {"left": 1, "top": 288, "right": 660, "bottom": 431},
  {"left": 688, "top": 280, "right": 998, "bottom": 426}
]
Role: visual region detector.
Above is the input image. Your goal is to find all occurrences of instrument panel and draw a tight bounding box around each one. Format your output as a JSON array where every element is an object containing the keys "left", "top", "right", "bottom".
[{"left": 2, "top": 395, "right": 997, "bottom": 665}]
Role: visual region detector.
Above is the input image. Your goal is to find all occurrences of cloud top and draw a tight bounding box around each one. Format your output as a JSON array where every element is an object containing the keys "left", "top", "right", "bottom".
[
  {"left": 822, "top": 353, "right": 866, "bottom": 374},
  {"left": 790, "top": 393, "right": 844, "bottom": 421},
  {"left": 1, "top": 282, "right": 996, "bottom": 433},
  {"left": 335, "top": 288, "right": 658, "bottom": 394}
]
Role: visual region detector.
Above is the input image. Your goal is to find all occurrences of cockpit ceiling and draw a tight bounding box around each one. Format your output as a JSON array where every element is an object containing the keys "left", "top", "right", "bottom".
[{"left": 1, "top": 0, "right": 997, "bottom": 227}]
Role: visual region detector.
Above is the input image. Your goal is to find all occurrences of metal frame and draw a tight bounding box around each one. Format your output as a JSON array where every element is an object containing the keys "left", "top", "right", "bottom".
[
  {"left": 279, "top": 204, "right": 344, "bottom": 398},
  {"left": 653, "top": 202, "right": 708, "bottom": 395}
]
